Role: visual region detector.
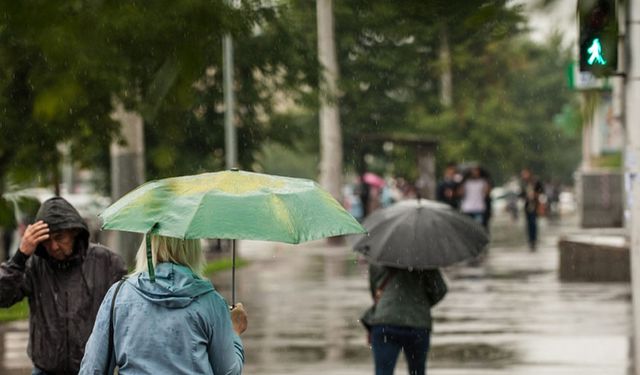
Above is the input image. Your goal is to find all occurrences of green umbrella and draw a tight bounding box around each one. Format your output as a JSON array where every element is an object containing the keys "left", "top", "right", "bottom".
[{"left": 100, "top": 169, "right": 366, "bottom": 302}]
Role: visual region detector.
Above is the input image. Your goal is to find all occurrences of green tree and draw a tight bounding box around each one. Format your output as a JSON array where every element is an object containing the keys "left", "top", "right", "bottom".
[
  {"left": 0, "top": 1, "right": 319, "bottom": 192},
  {"left": 281, "top": 1, "right": 579, "bottom": 184},
  {"left": 0, "top": 1, "right": 121, "bottom": 192},
  {"left": 145, "top": 3, "right": 320, "bottom": 179}
]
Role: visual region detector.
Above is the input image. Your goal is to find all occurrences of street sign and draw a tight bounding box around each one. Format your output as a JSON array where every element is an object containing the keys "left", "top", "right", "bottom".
[{"left": 567, "top": 61, "right": 611, "bottom": 91}]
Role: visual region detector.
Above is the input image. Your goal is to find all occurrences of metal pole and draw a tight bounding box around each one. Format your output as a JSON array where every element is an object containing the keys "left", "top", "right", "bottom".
[
  {"left": 223, "top": 8, "right": 238, "bottom": 305},
  {"left": 627, "top": 0, "right": 640, "bottom": 372},
  {"left": 223, "top": 34, "right": 237, "bottom": 169},
  {"left": 231, "top": 239, "right": 236, "bottom": 306},
  {"left": 110, "top": 100, "right": 145, "bottom": 267}
]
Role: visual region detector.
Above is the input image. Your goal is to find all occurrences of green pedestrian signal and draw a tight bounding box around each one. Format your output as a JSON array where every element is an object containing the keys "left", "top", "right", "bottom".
[
  {"left": 578, "top": 0, "right": 617, "bottom": 76},
  {"left": 587, "top": 38, "right": 606, "bottom": 66}
]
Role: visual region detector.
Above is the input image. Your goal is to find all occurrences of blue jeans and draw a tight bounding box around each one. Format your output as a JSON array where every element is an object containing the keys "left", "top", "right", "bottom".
[
  {"left": 465, "top": 212, "right": 485, "bottom": 226},
  {"left": 525, "top": 211, "right": 537, "bottom": 246},
  {"left": 371, "top": 325, "right": 431, "bottom": 375}
]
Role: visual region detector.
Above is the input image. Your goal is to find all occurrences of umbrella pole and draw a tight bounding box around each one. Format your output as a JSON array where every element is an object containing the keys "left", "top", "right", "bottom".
[
  {"left": 231, "top": 239, "right": 236, "bottom": 306},
  {"left": 146, "top": 232, "right": 155, "bottom": 283}
]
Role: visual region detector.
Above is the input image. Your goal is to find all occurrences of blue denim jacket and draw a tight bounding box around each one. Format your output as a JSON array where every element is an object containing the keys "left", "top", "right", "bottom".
[{"left": 79, "top": 262, "right": 244, "bottom": 374}]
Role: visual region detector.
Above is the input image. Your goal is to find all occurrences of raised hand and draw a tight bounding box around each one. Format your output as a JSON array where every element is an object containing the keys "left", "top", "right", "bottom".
[{"left": 19, "top": 221, "right": 49, "bottom": 256}]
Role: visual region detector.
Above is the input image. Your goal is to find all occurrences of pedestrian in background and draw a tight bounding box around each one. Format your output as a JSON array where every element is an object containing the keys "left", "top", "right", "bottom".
[
  {"left": 459, "top": 166, "right": 491, "bottom": 229},
  {"left": 436, "top": 163, "right": 460, "bottom": 209},
  {"left": 520, "top": 168, "right": 544, "bottom": 251},
  {"left": 478, "top": 168, "right": 494, "bottom": 230},
  {"left": 361, "top": 264, "right": 447, "bottom": 375},
  {"left": 80, "top": 235, "right": 247, "bottom": 375},
  {"left": 0, "top": 197, "right": 126, "bottom": 374},
  {"left": 505, "top": 176, "right": 521, "bottom": 222}
]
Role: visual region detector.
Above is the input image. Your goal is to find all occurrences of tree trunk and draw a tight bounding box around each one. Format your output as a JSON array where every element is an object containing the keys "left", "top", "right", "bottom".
[
  {"left": 316, "top": 0, "right": 343, "bottom": 202},
  {"left": 110, "top": 100, "right": 145, "bottom": 267},
  {"left": 51, "top": 152, "right": 61, "bottom": 196},
  {"left": 439, "top": 24, "right": 453, "bottom": 108}
]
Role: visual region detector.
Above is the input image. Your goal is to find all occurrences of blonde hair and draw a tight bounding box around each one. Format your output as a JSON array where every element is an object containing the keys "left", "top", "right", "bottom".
[{"left": 134, "top": 235, "right": 204, "bottom": 277}]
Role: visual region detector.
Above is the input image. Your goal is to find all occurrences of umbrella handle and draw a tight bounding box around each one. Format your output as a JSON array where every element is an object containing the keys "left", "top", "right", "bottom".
[
  {"left": 231, "top": 239, "right": 236, "bottom": 305},
  {"left": 146, "top": 232, "right": 155, "bottom": 283}
]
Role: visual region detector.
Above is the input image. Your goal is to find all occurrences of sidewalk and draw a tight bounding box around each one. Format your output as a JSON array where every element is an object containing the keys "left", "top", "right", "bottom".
[
  {"left": 225, "top": 214, "right": 631, "bottom": 375},
  {"left": 0, "top": 321, "right": 30, "bottom": 374},
  {"left": 0, "top": 213, "right": 631, "bottom": 374}
]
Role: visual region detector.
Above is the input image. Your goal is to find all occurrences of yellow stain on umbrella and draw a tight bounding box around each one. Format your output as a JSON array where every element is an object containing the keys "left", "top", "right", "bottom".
[
  {"left": 100, "top": 170, "right": 366, "bottom": 243},
  {"left": 269, "top": 194, "right": 295, "bottom": 237},
  {"left": 166, "top": 172, "right": 287, "bottom": 196}
]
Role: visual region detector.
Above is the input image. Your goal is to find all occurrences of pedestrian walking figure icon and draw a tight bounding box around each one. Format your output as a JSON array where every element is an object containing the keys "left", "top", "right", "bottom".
[{"left": 587, "top": 38, "right": 606, "bottom": 66}]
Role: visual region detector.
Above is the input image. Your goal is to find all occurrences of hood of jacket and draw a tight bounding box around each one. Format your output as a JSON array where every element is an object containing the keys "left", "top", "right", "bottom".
[
  {"left": 34, "top": 197, "right": 90, "bottom": 267},
  {"left": 129, "top": 262, "right": 215, "bottom": 309}
]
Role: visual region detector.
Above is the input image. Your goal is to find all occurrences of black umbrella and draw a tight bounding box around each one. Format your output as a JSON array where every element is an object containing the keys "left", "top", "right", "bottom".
[{"left": 353, "top": 199, "right": 489, "bottom": 269}]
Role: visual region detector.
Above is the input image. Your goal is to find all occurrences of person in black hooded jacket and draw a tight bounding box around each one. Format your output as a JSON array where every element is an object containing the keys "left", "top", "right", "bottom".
[{"left": 0, "top": 197, "right": 126, "bottom": 374}]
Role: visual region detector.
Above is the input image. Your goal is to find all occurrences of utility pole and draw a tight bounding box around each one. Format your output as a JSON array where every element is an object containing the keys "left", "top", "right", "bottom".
[
  {"left": 316, "top": 0, "right": 343, "bottom": 201},
  {"left": 110, "top": 101, "right": 144, "bottom": 267},
  {"left": 223, "top": 7, "right": 237, "bottom": 169},
  {"left": 627, "top": 0, "right": 640, "bottom": 372},
  {"left": 222, "top": 2, "right": 238, "bottom": 262}
]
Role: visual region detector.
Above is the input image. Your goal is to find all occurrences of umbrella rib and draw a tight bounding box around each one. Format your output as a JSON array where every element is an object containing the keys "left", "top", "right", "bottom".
[
  {"left": 275, "top": 192, "right": 300, "bottom": 243},
  {"left": 439, "top": 213, "right": 461, "bottom": 264},
  {"left": 182, "top": 193, "right": 209, "bottom": 239},
  {"left": 412, "top": 207, "right": 421, "bottom": 269},
  {"left": 442, "top": 211, "right": 484, "bottom": 262},
  {"left": 425, "top": 209, "right": 442, "bottom": 267},
  {"left": 431, "top": 211, "right": 460, "bottom": 265},
  {"left": 375, "top": 209, "right": 415, "bottom": 267}
]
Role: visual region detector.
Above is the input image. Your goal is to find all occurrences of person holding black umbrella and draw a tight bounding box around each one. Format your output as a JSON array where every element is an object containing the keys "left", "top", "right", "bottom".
[
  {"left": 436, "top": 163, "right": 461, "bottom": 209},
  {"left": 356, "top": 200, "right": 488, "bottom": 375},
  {"left": 362, "top": 265, "right": 447, "bottom": 375}
]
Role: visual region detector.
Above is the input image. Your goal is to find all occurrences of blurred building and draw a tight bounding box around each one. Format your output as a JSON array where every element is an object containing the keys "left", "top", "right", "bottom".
[{"left": 562, "top": 46, "right": 624, "bottom": 229}]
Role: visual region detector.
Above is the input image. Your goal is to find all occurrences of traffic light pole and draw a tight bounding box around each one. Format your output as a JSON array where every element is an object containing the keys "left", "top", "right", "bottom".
[{"left": 627, "top": 0, "right": 640, "bottom": 373}]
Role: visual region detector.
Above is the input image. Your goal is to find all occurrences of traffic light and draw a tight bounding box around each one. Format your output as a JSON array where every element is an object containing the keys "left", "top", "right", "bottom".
[{"left": 578, "top": 0, "right": 618, "bottom": 76}]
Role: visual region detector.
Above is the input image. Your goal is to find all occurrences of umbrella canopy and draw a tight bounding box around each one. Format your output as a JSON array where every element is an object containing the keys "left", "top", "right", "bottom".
[
  {"left": 102, "top": 170, "right": 366, "bottom": 299},
  {"left": 353, "top": 199, "right": 488, "bottom": 269},
  {"left": 101, "top": 170, "right": 366, "bottom": 242},
  {"left": 362, "top": 172, "right": 385, "bottom": 188}
]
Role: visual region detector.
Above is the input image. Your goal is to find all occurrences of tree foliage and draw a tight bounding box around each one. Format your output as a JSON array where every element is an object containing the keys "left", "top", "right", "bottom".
[
  {"left": 0, "top": 0, "right": 317, "bottom": 192},
  {"left": 273, "top": 0, "right": 580, "bottom": 184},
  {"left": 145, "top": 3, "right": 320, "bottom": 178},
  {"left": 0, "top": 0, "right": 582, "bottom": 193}
]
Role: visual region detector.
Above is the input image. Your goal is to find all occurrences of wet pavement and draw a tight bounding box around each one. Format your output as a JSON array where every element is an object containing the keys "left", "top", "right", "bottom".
[
  {"left": 0, "top": 213, "right": 631, "bottom": 374},
  {"left": 226, "top": 213, "right": 631, "bottom": 375}
]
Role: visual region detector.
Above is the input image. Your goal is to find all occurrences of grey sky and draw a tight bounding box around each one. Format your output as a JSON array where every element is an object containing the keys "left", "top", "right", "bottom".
[{"left": 515, "top": 0, "right": 577, "bottom": 45}]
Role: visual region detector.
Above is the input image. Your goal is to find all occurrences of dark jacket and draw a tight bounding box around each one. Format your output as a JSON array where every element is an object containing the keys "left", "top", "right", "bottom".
[
  {"left": 436, "top": 179, "right": 460, "bottom": 209},
  {"left": 521, "top": 179, "right": 544, "bottom": 214},
  {"left": 362, "top": 265, "right": 447, "bottom": 330},
  {"left": 0, "top": 197, "right": 126, "bottom": 374}
]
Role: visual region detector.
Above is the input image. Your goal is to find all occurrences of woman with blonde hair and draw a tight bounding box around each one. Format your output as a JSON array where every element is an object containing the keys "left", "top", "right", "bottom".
[{"left": 79, "top": 235, "right": 247, "bottom": 374}]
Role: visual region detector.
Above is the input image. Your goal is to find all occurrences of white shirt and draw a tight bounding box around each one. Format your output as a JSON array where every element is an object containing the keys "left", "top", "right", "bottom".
[{"left": 461, "top": 179, "right": 488, "bottom": 213}]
